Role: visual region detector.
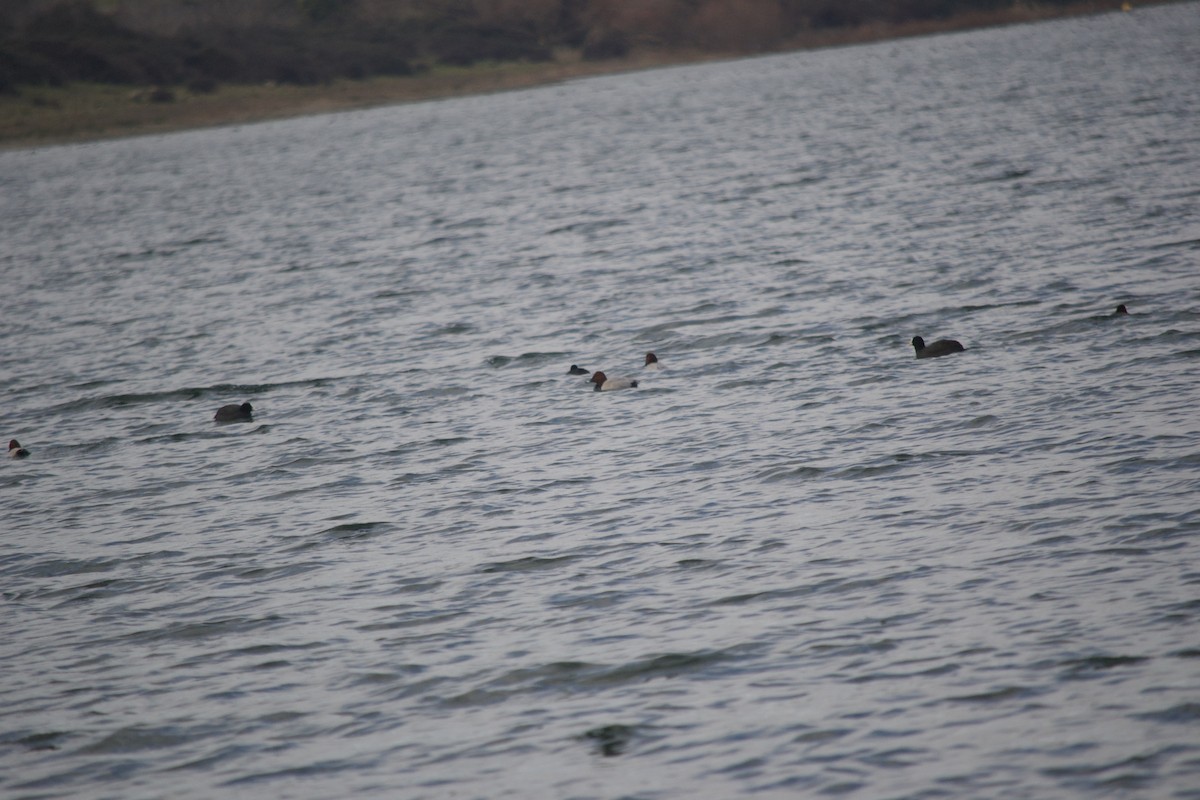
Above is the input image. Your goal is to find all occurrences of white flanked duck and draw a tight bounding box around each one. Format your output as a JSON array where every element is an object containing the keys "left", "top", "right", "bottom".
[{"left": 590, "top": 371, "right": 638, "bottom": 391}]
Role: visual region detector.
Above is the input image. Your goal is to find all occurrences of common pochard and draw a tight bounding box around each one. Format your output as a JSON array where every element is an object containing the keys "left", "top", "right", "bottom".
[{"left": 590, "top": 371, "right": 638, "bottom": 391}]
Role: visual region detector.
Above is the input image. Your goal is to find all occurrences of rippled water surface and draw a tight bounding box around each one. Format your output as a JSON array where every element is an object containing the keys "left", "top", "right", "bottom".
[{"left": 3, "top": 5, "right": 1200, "bottom": 798}]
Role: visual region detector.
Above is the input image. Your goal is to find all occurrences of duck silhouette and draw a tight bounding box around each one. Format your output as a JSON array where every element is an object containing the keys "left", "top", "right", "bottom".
[
  {"left": 911, "top": 336, "right": 965, "bottom": 359},
  {"left": 214, "top": 402, "right": 254, "bottom": 422}
]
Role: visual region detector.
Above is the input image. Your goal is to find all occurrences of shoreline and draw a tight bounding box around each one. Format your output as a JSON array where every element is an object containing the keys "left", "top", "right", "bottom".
[{"left": 0, "top": 1, "right": 1150, "bottom": 151}]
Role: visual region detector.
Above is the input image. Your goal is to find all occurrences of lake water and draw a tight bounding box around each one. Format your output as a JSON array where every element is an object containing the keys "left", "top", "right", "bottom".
[{"left": 3, "top": 4, "right": 1200, "bottom": 797}]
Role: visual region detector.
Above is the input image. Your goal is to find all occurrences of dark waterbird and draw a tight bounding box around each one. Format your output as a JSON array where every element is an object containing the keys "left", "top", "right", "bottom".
[
  {"left": 1114, "top": 303, "right": 1129, "bottom": 316},
  {"left": 912, "top": 336, "right": 965, "bottom": 359},
  {"left": 584, "top": 724, "right": 636, "bottom": 757},
  {"left": 8, "top": 439, "right": 30, "bottom": 458},
  {"left": 214, "top": 402, "right": 253, "bottom": 422},
  {"left": 568, "top": 364, "right": 589, "bottom": 375}
]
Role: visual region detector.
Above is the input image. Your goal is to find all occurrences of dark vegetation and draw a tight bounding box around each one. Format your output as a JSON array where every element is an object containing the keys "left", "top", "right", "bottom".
[{"left": 0, "top": 0, "right": 1121, "bottom": 96}]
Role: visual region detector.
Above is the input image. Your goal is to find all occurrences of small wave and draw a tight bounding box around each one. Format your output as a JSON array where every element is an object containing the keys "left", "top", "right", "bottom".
[
  {"left": 216, "top": 563, "right": 325, "bottom": 584},
  {"left": 791, "top": 728, "right": 853, "bottom": 745},
  {"left": 416, "top": 233, "right": 485, "bottom": 247},
  {"left": 1135, "top": 703, "right": 1200, "bottom": 724},
  {"left": 319, "top": 521, "right": 393, "bottom": 536},
  {"left": 19, "top": 558, "right": 118, "bottom": 579},
  {"left": 584, "top": 647, "right": 754, "bottom": 686},
  {"left": 710, "top": 586, "right": 801, "bottom": 606},
  {"left": 547, "top": 218, "right": 628, "bottom": 236},
  {"left": 440, "top": 216, "right": 490, "bottom": 230},
  {"left": 78, "top": 726, "right": 194, "bottom": 755},
  {"left": 945, "top": 685, "right": 1042, "bottom": 704},
  {"left": 1057, "top": 655, "right": 1148, "bottom": 680},
  {"left": 479, "top": 555, "right": 578, "bottom": 573},
  {"left": 43, "top": 576, "right": 131, "bottom": 606},
  {"left": 675, "top": 558, "right": 722, "bottom": 570},
  {"left": 957, "top": 415, "right": 1000, "bottom": 430},
  {"left": 277, "top": 522, "right": 394, "bottom": 551},
  {"left": 419, "top": 321, "right": 475, "bottom": 336},
  {"left": 135, "top": 430, "right": 228, "bottom": 445},
  {"left": 1038, "top": 745, "right": 1182, "bottom": 788},
  {"left": 372, "top": 287, "right": 428, "bottom": 300},
  {"left": 485, "top": 352, "right": 570, "bottom": 368},
  {"left": 756, "top": 464, "right": 827, "bottom": 482},
  {"left": 221, "top": 757, "right": 369, "bottom": 787},
  {"left": 1172, "top": 347, "right": 1200, "bottom": 360},
  {"left": 976, "top": 166, "right": 1034, "bottom": 183},
  {"left": 112, "top": 247, "right": 177, "bottom": 262},
  {"left": 46, "top": 378, "right": 335, "bottom": 414},
  {"left": 1149, "top": 236, "right": 1200, "bottom": 250},
  {"left": 118, "top": 614, "right": 285, "bottom": 645},
  {"left": 8, "top": 731, "right": 68, "bottom": 752}
]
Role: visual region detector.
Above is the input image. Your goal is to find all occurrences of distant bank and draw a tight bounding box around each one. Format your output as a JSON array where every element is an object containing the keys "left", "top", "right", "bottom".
[{"left": 0, "top": 1, "right": 1157, "bottom": 150}]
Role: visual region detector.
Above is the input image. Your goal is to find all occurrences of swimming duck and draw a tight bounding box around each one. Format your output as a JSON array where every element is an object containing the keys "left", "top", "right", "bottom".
[
  {"left": 214, "top": 402, "right": 254, "bottom": 422},
  {"left": 590, "top": 371, "right": 638, "bottom": 391},
  {"left": 1113, "top": 304, "right": 1129, "bottom": 316},
  {"left": 8, "top": 439, "right": 29, "bottom": 458},
  {"left": 643, "top": 352, "right": 663, "bottom": 370},
  {"left": 568, "top": 364, "right": 590, "bottom": 375},
  {"left": 911, "top": 336, "right": 965, "bottom": 359}
]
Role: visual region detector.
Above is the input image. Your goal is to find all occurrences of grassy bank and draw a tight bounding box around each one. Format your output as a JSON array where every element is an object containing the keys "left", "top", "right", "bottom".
[
  {"left": 0, "top": 1, "right": 1145, "bottom": 150},
  {"left": 0, "top": 50, "right": 714, "bottom": 149}
]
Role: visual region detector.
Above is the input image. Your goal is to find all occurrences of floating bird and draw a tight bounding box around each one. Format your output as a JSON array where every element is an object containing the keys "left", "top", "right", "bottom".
[
  {"left": 1113, "top": 304, "right": 1129, "bottom": 316},
  {"left": 643, "top": 352, "right": 663, "bottom": 370},
  {"left": 214, "top": 402, "right": 254, "bottom": 422},
  {"left": 568, "top": 364, "right": 589, "bottom": 375},
  {"left": 8, "top": 439, "right": 29, "bottom": 458},
  {"left": 590, "top": 371, "right": 638, "bottom": 391},
  {"left": 912, "top": 336, "right": 965, "bottom": 359}
]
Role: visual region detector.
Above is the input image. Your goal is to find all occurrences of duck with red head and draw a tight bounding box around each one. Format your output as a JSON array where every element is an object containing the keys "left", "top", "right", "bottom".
[
  {"left": 590, "top": 371, "right": 639, "bottom": 391},
  {"left": 8, "top": 439, "right": 30, "bottom": 458},
  {"left": 643, "top": 352, "right": 663, "bottom": 370},
  {"left": 911, "top": 336, "right": 965, "bottom": 359}
]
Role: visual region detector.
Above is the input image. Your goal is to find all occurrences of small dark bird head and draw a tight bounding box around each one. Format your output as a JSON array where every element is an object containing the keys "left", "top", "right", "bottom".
[
  {"left": 911, "top": 336, "right": 926, "bottom": 351},
  {"left": 568, "top": 364, "right": 588, "bottom": 375},
  {"left": 644, "top": 352, "right": 658, "bottom": 365},
  {"left": 1114, "top": 304, "right": 1129, "bottom": 315},
  {"left": 241, "top": 402, "right": 253, "bottom": 413}
]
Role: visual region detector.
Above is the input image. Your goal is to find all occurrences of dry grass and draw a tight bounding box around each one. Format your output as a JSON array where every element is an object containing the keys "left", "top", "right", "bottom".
[
  {"left": 0, "top": 51, "right": 704, "bottom": 149},
  {"left": 0, "top": 1, "right": 1148, "bottom": 150},
  {"left": 780, "top": 0, "right": 1136, "bottom": 49}
]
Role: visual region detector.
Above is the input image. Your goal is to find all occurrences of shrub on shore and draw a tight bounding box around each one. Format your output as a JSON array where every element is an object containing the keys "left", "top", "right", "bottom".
[
  {"left": 0, "top": 0, "right": 1158, "bottom": 94},
  {"left": 0, "top": 0, "right": 562, "bottom": 91}
]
